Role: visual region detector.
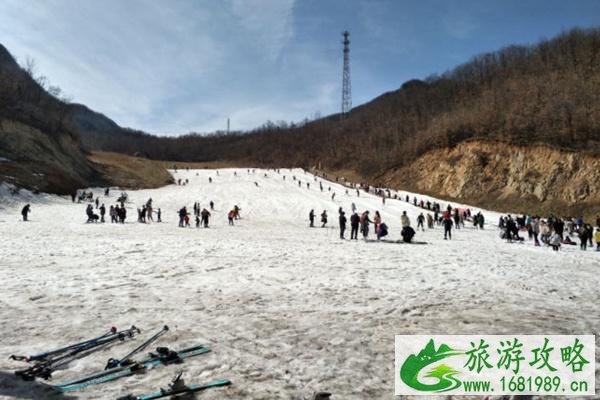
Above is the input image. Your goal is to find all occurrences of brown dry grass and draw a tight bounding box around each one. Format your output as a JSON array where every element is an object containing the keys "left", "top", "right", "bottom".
[{"left": 89, "top": 152, "right": 247, "bottom": 190}]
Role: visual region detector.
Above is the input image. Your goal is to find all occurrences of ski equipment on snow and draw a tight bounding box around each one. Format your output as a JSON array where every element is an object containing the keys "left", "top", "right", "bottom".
[
  {"left": 52, "top": 344, "right": 211, "bottom": 392},
  {"left": 105, "top": 325, "right": 169, "bottom": 369},
  {"left": 116, "top": 372, "right": 231, "bottom": 400},
  {"left": 13, "top": 326, "right": 140, "bottom": 381},
  {"left": 10, "top": 326, "right": 138, "bottom": 362}
]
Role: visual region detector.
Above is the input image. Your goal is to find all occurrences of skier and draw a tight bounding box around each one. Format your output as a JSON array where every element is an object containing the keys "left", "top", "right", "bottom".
[
  {"left": 351, "top": 202, "right": 356, "bottom": 213},
  {"left": 321, "top": 210, "right": 328, "bottom": 228},
  {"left": 228, "top": 210, "right": 235, "bottom": 225},
  {"left": 156, "top": 208, "right": 162, "bottom": 222},
  {"left": 233, "top": 205, "right": 241, "bottom": 219},
  {"left": 416, "top": 213, "right": 425, "bottom": 231},
  {"left": 99, "top": 204, "right": 106, "bottom": 223},
  {"left": 210, "top": 201, "right": 214, "bottom": 211},
  {"left": 21, "top": 204, "right": 31, "bottom": 221},
  {"left": 309, "top": 209, "right": 315, "bottom": 227},
  {"left": 201, "top": 208, "right": 211, "bottom": 228},
  {"left": 331, "top": 193, "right": 335, "bottom": 201},
  {"left": 339, "top": 211, "right": 347, "bottom": 239},
  {"left": 350, "top": 212, "right": 360, "bottom": 240}
]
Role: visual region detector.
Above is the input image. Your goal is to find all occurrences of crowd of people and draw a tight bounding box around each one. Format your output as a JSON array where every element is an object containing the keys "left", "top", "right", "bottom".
[
  {"left": 499, "top": 214, "right": 600, "bottom": 251},
  {"left": 14, "top": 168, "right": 600, "bottom": 254}
]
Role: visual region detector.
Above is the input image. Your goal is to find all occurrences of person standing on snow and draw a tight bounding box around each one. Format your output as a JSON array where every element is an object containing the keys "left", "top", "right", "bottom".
[
  {"left": 426, "top": 213, "right": 434, "bottom": 229},
  {"left": 100, "top": 204, "right": 106, "bottom": 223},
  {"left": 531, "top": 217, "right": 540, "bottom": 246},
  {"left": 21, "top": 204, "right": 31, "bottom": 221},
  {"left": 350, "top": 212, "right": 360, "bottom": 240},
  {"left": 360, "top": 211, "right": 372, "bottom": 239},
  {"left": 321, "top": 210, "right": 328, "bottom": 227},
  {"left": 178, "top": 207, "right": 187, "bottom": 227},
  {"left": 201, "top": 208, "right": 211, "bottom": 228},
  {"left": 416, "top": 213, "right": 425, "bottom": 231},
  {"left": 442, "top": 211, "right": 453, "bottom": 240},
  {"left": 146, "top": 199, "right": 153, "bottom": 222},
  {"left": 228, "top": 209, "right": 235, "bottom": 225},
  {"left": 373, "top": 211, "right": 382, "bottom": 232},
  {"left": 401, "top": 211, "right": 411, "bottom": 228},
  {"left": 210, "top": 201, "right": 214, "bottom": 211},
  {"left": 309, "top": 209, "right": 315, "bottom": 227},
  {"left": 339, "top": 211, "right": 347, "bottom": 239}
]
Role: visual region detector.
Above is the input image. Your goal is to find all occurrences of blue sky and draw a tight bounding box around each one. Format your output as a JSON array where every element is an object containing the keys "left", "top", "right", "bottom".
[{"left": 1, "top": 0, "right": 599, "bottom": 135}]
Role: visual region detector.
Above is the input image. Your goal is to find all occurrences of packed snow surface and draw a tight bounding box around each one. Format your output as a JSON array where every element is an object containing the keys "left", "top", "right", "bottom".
[{"left": 0, "top": 168, "right": 598, "bottom": 399}]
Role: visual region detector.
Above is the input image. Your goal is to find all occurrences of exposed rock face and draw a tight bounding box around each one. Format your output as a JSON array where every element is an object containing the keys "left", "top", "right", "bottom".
[
  {"left": 380, "top": 141, "right": 600, "bottom": 218},
  {"left": 0, "top": 119, "right": 98, "bottom": 194}
]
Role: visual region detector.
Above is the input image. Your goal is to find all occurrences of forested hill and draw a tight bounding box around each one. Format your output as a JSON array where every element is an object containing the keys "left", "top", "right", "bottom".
[
  {"left": 0, "top": 44, "right": 100, "bottom": 193},
  {"left": 78, "top": 28, "right": 600, "bottom": 174}
]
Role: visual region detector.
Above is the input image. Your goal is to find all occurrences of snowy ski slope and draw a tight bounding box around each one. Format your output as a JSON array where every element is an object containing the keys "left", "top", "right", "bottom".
[{"left": 0, "top": 168, "right": 598, "bottom": 399}]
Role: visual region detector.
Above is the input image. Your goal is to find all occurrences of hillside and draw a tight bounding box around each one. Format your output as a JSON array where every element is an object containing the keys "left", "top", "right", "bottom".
[
  {"left": 76, "top": 28, "right": 600, "bottom": 217},
  {"left": 0, "top": 44, "right": 102, "bottom": 194},
  {"left": 0, "top": 45, "right": 172, "bottom": 193}
]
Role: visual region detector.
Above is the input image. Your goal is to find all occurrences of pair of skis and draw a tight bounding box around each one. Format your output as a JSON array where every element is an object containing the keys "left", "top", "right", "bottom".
[
  {"left": 12, "top": 326, "right": 140, "bottom": 380},
  {"left": 117, "top": 372, "right": 231, "bottom": 400},
  {"left": 52, "top": 344, "right": 211, "bottom": 392}
]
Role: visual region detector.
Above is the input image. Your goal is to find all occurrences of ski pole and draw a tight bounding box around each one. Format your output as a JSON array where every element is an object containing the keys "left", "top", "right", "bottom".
[
  {"left": 10, "top": 326, "right": 138, "bottom": 362},
  {"left": 14, "top": 326, "right": 141, "bottom": 380},
  {"left": 105, "top": 325, "right": 168, "bottom": 369}
]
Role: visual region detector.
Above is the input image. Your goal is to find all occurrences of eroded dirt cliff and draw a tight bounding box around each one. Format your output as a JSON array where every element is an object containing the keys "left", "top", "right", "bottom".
[{"left": 379, "top": 140, "right": 600, "bottom": 218}]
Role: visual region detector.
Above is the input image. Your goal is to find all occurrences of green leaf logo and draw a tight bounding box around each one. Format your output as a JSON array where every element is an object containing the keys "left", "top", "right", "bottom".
[{"left": 400, "top": 339, "right": 464, "bottom": 392}]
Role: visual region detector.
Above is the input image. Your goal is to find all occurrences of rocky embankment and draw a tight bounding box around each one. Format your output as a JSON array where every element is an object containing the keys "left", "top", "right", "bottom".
[{"left": 379, "top": 140, "right": 600, "bottom": 219}]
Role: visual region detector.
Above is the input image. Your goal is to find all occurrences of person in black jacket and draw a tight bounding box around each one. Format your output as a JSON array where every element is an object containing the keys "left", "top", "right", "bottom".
[
  {"left": 350, "top": 212, "right": 360, "bottom": 240},
  {"left": 339, "top": 211, "right": 347, "bottom": 239},
  {"left": 309, "top": 209, "right": 315, "bottom": 227},
  {"left": 21, "top": 204, "right": 30, "bottom": 221}
]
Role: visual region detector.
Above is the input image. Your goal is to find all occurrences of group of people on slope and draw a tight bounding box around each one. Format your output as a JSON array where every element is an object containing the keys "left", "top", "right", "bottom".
[
  {"left": 134, "top": 198, "right": 160, "bottom": 223},
  {"left": 500, "top": 214, "right": 600, "bottom": 251},
  {"left": 179, "top": 205, "right": 210, "bottom": 228},
  {"left": 309, "top": 207, "right": 420, "bottom": 243},
  {"left": 82, "top": 189, "right": 136, "bottom": 224}
]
